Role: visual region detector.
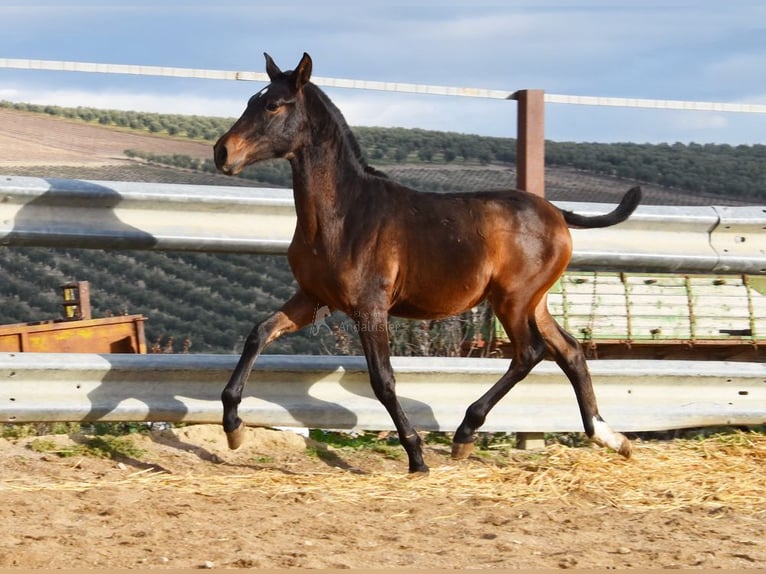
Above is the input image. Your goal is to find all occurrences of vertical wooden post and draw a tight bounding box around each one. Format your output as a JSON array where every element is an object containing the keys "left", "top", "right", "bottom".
[
  {"left": 513, "top": 89, "right": 546, "bottom": 198},
  {"left": 514, "top": 89, "right": 546, "bottom": 450}
]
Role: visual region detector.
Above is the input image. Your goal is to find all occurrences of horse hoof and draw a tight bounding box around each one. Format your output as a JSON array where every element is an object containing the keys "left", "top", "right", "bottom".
[
  {"left": 618, "top": 437, "right": 633, "bottom": 459},
  {"left": 592, "top": 432, "right": 632, "bottom": 459},
  {"left": 226, "top": 421, "right": 246, "bottom": 450},
  {"left": 408, "top": 466, "right": 430, "bottom": 478},
  {"left": 451, "top": 441, "right": 474, "bottom": 460}
]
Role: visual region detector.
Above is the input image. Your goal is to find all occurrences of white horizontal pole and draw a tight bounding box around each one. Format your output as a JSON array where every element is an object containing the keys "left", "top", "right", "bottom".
[
  {"left": 0, "top": 58, "right": 511, "bottom": 99},
  {"left": 2, "top": 58, "right": 765, "bottom": 112},
  {"left": 1, "top": 176, "right": 764, "bottom": 274},
  {"left": 0, "top": 58, "right": 269, "bottom": 83},
  {"left": 544, "top": 93, "right": 766, "bottom": 114},
  {"left": 1, "top": 353, "right": 764, "bottom": 433}
]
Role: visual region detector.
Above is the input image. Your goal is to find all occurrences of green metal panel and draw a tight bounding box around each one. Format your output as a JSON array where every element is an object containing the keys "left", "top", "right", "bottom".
[{"left": 495, "top": 272, "right": 764, "bottom": 345}]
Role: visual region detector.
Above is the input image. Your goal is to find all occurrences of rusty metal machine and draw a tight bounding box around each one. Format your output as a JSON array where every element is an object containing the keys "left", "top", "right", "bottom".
[{"left": 0, "top": 281, "right": 146, "bottom": 354}]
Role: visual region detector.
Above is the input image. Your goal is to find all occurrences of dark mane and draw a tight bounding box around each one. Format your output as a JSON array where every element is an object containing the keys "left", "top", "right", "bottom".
[{"left": 304, "top": 82, "right": 387, "bottom": 178}]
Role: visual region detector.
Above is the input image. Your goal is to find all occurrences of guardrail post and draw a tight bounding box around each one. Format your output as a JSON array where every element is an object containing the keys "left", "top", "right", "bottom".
[
  {"left": 513, "top": 89, "right": 546, "bottom": 198},
  {"left": 516, "top": 432, "right": 547, "bottom": 450}
]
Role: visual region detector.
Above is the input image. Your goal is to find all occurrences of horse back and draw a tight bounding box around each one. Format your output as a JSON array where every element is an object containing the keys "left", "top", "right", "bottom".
[{"left": 379, "top": 184, "right": 573, "bottom": 318}]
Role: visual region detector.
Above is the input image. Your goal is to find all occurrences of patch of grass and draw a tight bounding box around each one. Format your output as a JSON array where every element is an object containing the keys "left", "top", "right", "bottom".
[
  {"left": 307, "top": 429, "right": 556, "bottom": 455},
  {"left": 422, "top": 432, "right": 454, "bottom": 447},
  {"left": 83, "top": 435, "right": 146, "bottom": 460},
  {"left": 85, "top": 422, "right": 151, "bottom": 436},
  {"left": 4, "top": 422, "right": 155, "bottom": 439},
  {"left": 251, "top": 455, "right": 275, "bottom": 465},
  {"left": 3, "top": 422, "right": 82, "bottom": 439},
  {"left": 370, "top": 444, "right": 404, "bottom": 461},
  {"left": 630, "top": 425, "right": 766, "bottom": 442},
  {"left": 309, "top": 429, "right": 400, "bottom": 449},
  {"left": 27, "top": 438, "right": 86, "bottom": 458},
  {"left": 26, "top": 435, "right": 146, "bottom": 460}
]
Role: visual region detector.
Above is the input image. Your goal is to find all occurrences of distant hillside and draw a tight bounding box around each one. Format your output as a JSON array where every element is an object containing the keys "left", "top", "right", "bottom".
[
  {"left": 0, "top": 102, "right": 763, "bottom": 355},
  {"left": 3, "top": 100, "right": 765, "bottom": 203}
]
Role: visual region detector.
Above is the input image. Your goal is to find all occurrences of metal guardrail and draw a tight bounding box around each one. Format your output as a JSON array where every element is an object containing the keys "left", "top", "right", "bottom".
[
  {"left": 2, "top": 176, "right": 765, "bottom": 274},
  {"left": 1, "top": 177, "right": 765, "bottom": 433},
  {"left": 564, "top": 201, "right": 766, "bottom": 275},
  {"left": 0, "top": 176, "right": 294, "bottom": 253},
  {"left": 2, "top": 353, "right": 764, "bottom": 432}
]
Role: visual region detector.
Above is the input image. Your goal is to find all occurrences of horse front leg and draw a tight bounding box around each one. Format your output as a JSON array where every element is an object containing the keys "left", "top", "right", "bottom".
[
  {"left": 222, "top": 290, "right": 317, "bottom": 449},
  {"left": 357, "top": 311, "right": 429, "bottom": 474}
]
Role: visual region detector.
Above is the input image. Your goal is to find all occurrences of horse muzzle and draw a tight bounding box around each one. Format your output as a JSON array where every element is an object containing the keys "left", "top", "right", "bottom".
[{"left": 213, "top": 135, "right": 244, "bottom": 175}]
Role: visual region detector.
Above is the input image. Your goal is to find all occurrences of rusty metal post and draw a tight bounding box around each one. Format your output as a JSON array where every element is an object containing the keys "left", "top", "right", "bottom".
[
  {"left": 513, "top": 89, "right": 546, "bottom": 197},
  {"left": 513, "top": 90, "right": 546, "bottom": 450}
]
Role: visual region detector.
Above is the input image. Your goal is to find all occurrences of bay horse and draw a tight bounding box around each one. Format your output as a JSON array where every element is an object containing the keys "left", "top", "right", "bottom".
[{"left": 214, "top": 52, "right": 641, "bottom": 473}]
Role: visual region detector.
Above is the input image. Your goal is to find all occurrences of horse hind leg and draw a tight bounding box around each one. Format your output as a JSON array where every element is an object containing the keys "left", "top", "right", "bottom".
[
  {"left": 452, "top": 298, "right": 547, "bottom": 459},
  {"left": 535, "top": 303, "right": 632, "bottom": 458}
]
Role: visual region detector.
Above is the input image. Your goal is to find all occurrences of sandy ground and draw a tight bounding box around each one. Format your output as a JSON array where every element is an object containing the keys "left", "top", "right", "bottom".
[{"left": 1, "top": 424, "right": 764, "bottom": 570}]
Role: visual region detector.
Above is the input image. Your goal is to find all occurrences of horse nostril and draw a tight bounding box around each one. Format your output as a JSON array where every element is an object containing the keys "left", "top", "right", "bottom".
[{"left": 213, "top": 141, "right": 228, "bottom": 171}]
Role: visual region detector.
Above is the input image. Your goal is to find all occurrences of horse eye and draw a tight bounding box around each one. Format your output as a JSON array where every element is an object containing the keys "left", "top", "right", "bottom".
[{"left": 265, "top": 102, "right": 279, "bottom": 112}]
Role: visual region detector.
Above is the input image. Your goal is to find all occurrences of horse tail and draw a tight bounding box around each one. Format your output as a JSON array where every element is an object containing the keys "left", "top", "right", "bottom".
[{"left": 559, "top": 186, "right": 642, "bottom": 229}]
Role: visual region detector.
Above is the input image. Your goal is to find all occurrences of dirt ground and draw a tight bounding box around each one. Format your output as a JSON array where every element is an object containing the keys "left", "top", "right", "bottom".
[
  {"left": 1, "top": 424, "right": 764, "bottom": 570},
  {"left": 0, "top": 107, "right": 212, "bottom": 168}
]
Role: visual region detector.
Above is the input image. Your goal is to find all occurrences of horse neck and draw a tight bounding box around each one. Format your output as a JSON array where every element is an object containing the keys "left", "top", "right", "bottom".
[{"left": 288, "top": 109, "right": 367, "bottom": 244}]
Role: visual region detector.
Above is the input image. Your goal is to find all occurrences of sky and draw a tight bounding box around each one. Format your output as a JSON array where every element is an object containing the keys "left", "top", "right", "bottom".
[{"left": 1, "top": 0, "right": 765, "bottom": 144}]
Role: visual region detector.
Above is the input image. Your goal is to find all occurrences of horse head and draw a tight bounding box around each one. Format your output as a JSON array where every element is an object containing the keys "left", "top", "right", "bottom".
[{"left": 214, "top": 53, "right": 313, "bottom": 175}]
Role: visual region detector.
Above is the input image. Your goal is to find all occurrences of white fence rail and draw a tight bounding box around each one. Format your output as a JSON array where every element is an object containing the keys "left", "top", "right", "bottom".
[
  {"left": 4, "top": 57, "right": 766, "bottom": 113},
  {"left": 2, "top": 353, "right": 764, "bottom": 432},
  {"left": 2, "top": 176, "right": 765, "bottom": 274}
]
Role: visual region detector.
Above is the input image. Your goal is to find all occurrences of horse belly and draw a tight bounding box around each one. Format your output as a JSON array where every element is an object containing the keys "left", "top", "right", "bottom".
[{"left": 391, "top": 266, "right": 490, "bottom": 320}]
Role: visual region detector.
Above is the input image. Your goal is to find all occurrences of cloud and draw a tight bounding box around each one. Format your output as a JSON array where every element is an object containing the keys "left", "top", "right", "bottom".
[
  {"left": 328, "top": 90, "right": 516, "bottom": 136},
  {"left": 668, "top": 112, "right": 729, "bottom": 132},
  {"left": 704, "top": 54, "right": 766, "bottom": 95}
]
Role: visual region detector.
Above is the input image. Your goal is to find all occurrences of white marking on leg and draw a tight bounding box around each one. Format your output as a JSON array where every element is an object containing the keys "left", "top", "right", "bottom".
[{"left": 592, "top": 416, "right": 627, "bottom": 452}]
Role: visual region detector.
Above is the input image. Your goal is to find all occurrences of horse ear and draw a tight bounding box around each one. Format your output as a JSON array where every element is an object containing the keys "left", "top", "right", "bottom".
[
  {"left": 264, "top": 53, "right": 282, "bottom": 81},
  {"left": 294, "top": 52, "right": 312, "bottom": 89}
]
